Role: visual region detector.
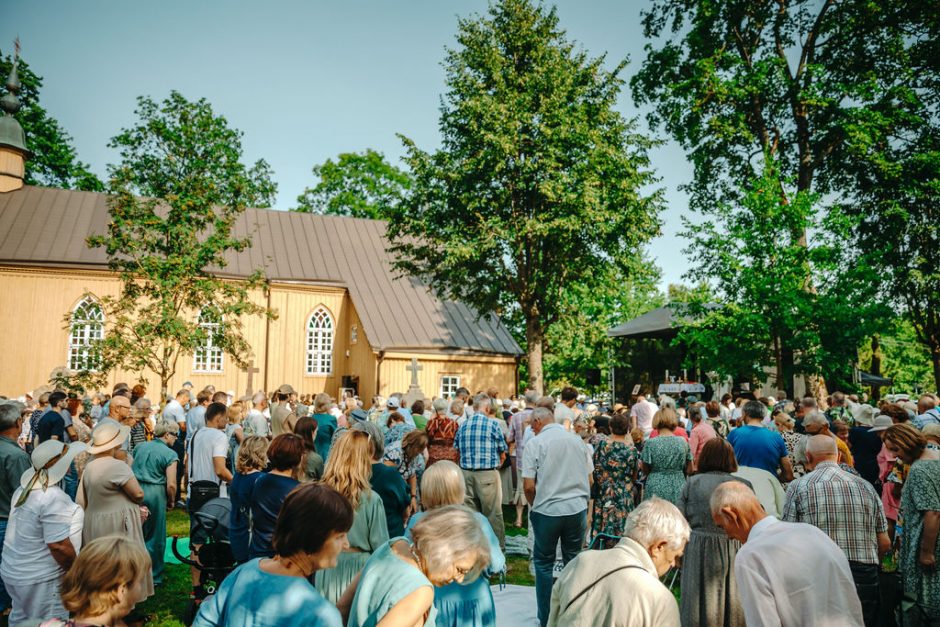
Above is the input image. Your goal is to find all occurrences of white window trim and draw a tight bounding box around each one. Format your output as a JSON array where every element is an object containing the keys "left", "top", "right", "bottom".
[
  {"left": 306, "top": 306, "right": 335, "bottom": 376},
  {"left": 440, "top": 375, "right": 461, "bottom": 399},
  {"left": 68, "top": 297, "right": 104, "bottom": 372},
  {"left": 193, "top": 308, "right": 224, "bottom": 373}
]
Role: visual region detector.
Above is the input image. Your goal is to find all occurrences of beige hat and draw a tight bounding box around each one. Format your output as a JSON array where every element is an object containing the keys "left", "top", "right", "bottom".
[
  {"left": 88, "top": 420, "right": 131, "bottom": 454},
  {"left": 276, "top": 383, "right": 296, "bottom": 395},
  {"left": 19, "top": 439, "right": 87, "bottom": 492},
  {"left": 868, "top": 415, "right": 894, "bottom": 432}
]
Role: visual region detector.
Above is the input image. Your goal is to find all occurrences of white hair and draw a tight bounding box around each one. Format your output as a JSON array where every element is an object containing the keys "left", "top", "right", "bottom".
[
  {"left": 802, "top": 411, "right": 829, "bottom": 429},
  {"left": 524, "top": 389, "right": 540, "bottom": 405},
  {"left": 658, "top": 396, "right": 676, "bottom": 410},
  {"left": 623, "top": 497, "right": 690, "bottom": 551},
  {"left": 252, "top": 391, "right": 267, "bottom": 405},
  {"left": 472, "top": 393, "right": 491, "bottom": 412}
]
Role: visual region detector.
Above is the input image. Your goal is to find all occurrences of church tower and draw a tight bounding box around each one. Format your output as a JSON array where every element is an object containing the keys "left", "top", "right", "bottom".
[{"left": 0, "top": 40, "right": 29, "bottom": 193}]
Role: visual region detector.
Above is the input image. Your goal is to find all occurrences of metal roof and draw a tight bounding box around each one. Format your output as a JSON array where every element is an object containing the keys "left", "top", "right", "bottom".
[
  {"left": 607, "top": 303, "right": 720, "bottom": 340},
  {"left": 0, "top": 185, "right": 522, "bottom": 356}
]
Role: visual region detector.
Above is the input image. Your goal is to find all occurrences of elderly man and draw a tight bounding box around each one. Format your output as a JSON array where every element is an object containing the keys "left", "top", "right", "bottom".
[
  {"left": 270, "top": 384, "right": 297, "bottom": 436},
  {"left": 798, "top": 410, "right": 854, "bottom": 470},
  {"left": 913, "top": 394, "right": 940, "bottom": 430},
  {"left": 712, "top": 481, "right": 863, "bottom": 627},
  {"left": 548, "top": 498, "right": 688, "bottom": 627},
  {"left": 0, "top": 401, "right": 31, "bottom": 613},
  {"left": 523, "top": 406, "right": 593, "bottom": 627},
  {"left": 782, "top": 435, "right": 889, "bottom": 627},
  {"left": 244, "top": 391, "right": 270, "bottom": 439},
  {"left": 727, "top": 400, "right": 794, "bottom": 481}
]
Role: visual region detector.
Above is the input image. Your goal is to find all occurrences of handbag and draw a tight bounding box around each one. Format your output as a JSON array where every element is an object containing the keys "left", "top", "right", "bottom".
[{"left": 188, "top": 429, "right": 221, "bottom": 514}]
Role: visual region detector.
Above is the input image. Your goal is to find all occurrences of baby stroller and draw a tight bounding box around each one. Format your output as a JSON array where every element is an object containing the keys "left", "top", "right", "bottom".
[{"left": 171, "top": 497, "right": 236, "bottom": 625}]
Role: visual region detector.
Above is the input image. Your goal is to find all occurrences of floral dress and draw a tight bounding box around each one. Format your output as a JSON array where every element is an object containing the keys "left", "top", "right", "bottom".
[
  {"left": 899, "top": 458, "right": 940, "bottom": 620},
  {"left": 640, "top": 435, "right": 692, "bottom": 505},
  {"left": 591, "top": 439, "right": 638, "bottom": 537}
]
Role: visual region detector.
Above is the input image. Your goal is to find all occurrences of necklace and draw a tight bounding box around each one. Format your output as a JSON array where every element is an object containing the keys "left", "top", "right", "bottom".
[{"left": 408, "top": 542, "right": 422, "bottom": 567}]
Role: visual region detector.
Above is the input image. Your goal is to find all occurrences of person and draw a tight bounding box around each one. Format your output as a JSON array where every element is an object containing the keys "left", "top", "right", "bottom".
[
  {"left": 800, "top": 410, "right": 855, "bottom": 470},
  {"left": 629, "top": 392, "right": 657, "bottom": 438},
  {"left": 826, "top": 391, "right": 855, "bottom": 426},
  {"left": 547, "top": 498, "right": 689, "bottom": 627},
  {"left": 341, "top": 505, "right": 491, "bottom": 627},
  {"left": 270, "top": 384, "right": 297, "bottom": 437},
  {"left": 0, "top": 400, "right": 31, "bottom": 614},
  {"left": 591, "top": 412, "right": 639, "bottom": 538},
  {"left": 228, "top": 435, "right": 268, "bottom": 564},
  {"left": 35, "top": 391, "right": 74, "bottom": 444},
  {"left": 130, "top": 420, "right": 179, "bottom": 585},
  {"left": 710, "top": 481, "right": 864, "bottom": 627},
  {"left": 248, "top": 433, "right": 303, "bottom": 558},
  {"left": 405, "top": 461, "right": 505, "bottom": 627},
  {"left": 385, "top": 428, "right": 428, "bottom": 507},
  {"left": 312, "top": 392, "right": 339, "bottom": 461},
  {"left": 848, "top": 406, "right": 882, "bottom": 488},
  {"left": 315, "top": 430, "right": 390, "bottom": 604},
  {"left": 705, "top": 400, "right": 730, "bottom": 438},
  {"left": 224, "top": 401, "right": 246, "bottom": 473},
  {"left": 912, "top": 394, "right": 940, "bottom": 431},
  {"left": 293, "top": 415, "right": 324, "bottom": 482},
  {"left": 411, "top": 399, "right": 429, "bottom": 430},
  {"left": 244, "top": 391, "right": 270, "bottom": 439},
  {"left": 76, "top": 421, "right": 154, "bottom": 600},
  {"left": 426, "top": 398, "right": 460, "bottom": 467},
  {"left": 454, "top": 393, "right": 509, "bottom": 551},
  {"left": 523, "top": 407, "right": 593, "bottom": 626},
  {"left": 2, "top": 439, "right": 85, "bottom": 624},
  {"left": 194, "top": 483, "right": 350, "bottom": 627},
  {"left": 774, "top": 411, "right": 806, "bottom": 484},
  {"left": 161, "top": 388, "right": 190, "bottom": 501},
  {"left": 507, "top": 390, "right": 537, "bottom": 527},
  {"left": 384, "top": 410, "right": 414, "bottom": 446},
  {"left": 679, "top": 439, "right": 751, "bottom": 627},
  {"left": 883, "top": 423, "right": 940, "bottom": 624},
  {"left": 355, "top": 420, "right": 411, "bottom": 538},
  {"left": 727, "top": 400, "right": 794, "bottom": 481},
  {"left": 41, "top": 535, "right": 152, "bottom": 627},
  {"left": 688, "top": 403, "right": 718, "bottom": 468},
  {"left": 781, "top": 434, "right": 888, "bottom": 626},
  {"left": 640, "top": 408, "right": 693, "bottom": 504}
]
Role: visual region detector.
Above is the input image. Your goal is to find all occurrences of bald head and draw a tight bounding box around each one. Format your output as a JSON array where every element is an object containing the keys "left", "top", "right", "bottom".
[
  {"left": 806, "top": 434, "right": 838, "bottom": 457},
  {"left": 709, "top": 481, "right": 766, "bottom": 544},
  {"left": 109, "top": 395, "right": 132, "bottom": 422}
]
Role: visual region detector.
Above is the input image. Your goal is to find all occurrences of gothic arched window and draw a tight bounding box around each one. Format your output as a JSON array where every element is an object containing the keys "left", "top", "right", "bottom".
[
  {"left": 68, "top": 297, "right": 104, "bottom": 371},
  {"left": 306, "top": 306, "right": 334, "bottom": 375}
]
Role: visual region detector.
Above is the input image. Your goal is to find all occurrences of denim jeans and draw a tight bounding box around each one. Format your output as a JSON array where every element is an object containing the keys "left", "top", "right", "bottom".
[
  {"left": 61, "top": 461, "right": 78, "bottom": 501},
  {"left": 530, "top": 509, "right": 586, "bottom": 627},
  {"left": 0, "top": 519, "right": 10, "bottom": 611}
]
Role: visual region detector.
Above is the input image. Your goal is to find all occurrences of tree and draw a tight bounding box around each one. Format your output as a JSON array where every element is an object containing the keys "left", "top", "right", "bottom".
[
  {"left": 0, "top": 50, "right": 103, "bottom": 190},
  {"left": 80, "top": 91, "right": 277, "bottom": 399},
  {"left": 389, "top": 0, "right": 662, "bottom": 393},
  {"left": 295, "top": 149, "right": 412, "bottom": 220}
]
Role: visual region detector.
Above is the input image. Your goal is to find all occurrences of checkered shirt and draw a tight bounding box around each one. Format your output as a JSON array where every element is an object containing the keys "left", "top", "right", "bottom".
[
  {"left": 782, "top": 461, "right": 887, "bottom": 565},
  {"left": 454, "top": 413, "right": 508, "bottom": 470}
]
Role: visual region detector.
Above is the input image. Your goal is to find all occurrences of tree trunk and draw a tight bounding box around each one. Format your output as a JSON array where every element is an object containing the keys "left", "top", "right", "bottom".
[
  {"left": 780, "top": 345, "right": 795, "bottom": 400},
  {"left": 932, "top": 346, "right": 940, "bottom": 395},
  {"left": 525, "top": 316, "right": 545, "bottom": 395},
  {"left": 870, "top": 335, "right": 882, "bottom": 403}
]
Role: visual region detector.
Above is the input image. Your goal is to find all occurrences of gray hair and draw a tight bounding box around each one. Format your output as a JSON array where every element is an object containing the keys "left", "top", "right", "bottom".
[
  {"left": 802, "top": 410, "right": 829, "bottom": 429},
  {"left": 623, "top": 497, "right": 690, "bottom": 551},
  {"left": 531, "top": 407, "right": 553, "bottom": 425},
  {"left": 536, "top": 395, "right": 555, "bottom": 411},
  {"left": 806, "top": 434, "right": 838, "bottom": 457},
  {"left": 658, "top": 396, "right": 676, "bottom": 410},
  {"left": 524, "top": 389, "right": 540, "bottom": 406},
  {"left": 432, "top": 398, "right": 449, "bottom": 414},
  {"left": 472, "top": 393, "right": 491, "bottom": 412},
  {"left": 0, "top": 401, "right": 24, "bottom": 431},
  {"left": 252, "top": 391, "right": 267, "bottom": 405},
  {"left": 352, "top": 420, "right": 384, "bottom": 460},
  {"left": 450, "top": 399, "right": 465, "bottom": 416},
  {"left": 742, "top": 400, "right": 767, "bottom": 421}
]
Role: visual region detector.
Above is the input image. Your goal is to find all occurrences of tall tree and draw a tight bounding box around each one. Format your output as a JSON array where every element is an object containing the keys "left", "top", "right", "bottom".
[
  {"left": 295, "top": 149, "right": 412, "bottom": 220},
  {"left": 0, "top": 50, "right": 102, "bottom": 190},
  {"left": 389, "top": 0, "right": 662, "bottom": 393},
  {"left": 81, "top": 91, "right": 277, "bottom": 399}
]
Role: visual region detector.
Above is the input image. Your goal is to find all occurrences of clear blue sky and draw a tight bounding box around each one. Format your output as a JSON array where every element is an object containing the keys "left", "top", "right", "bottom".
[{"left": 4, "top": 0, "right": 695, "bottom": 290}]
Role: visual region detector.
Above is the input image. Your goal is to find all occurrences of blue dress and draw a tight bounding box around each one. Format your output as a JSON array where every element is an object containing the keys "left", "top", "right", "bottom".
[
  {"left": 348, "top": 538, "right": 436, "bottom": 627},
  {"left": 192, "top": 558, "right": 341, "bottom": 627},
  {"left": 405, "top": 511, "right": 504, "bottom": 627},
  {"left": 248, "top": 473, "right": 299, "bottom": 559},
  {"left": 229, "top": 471, "right": 263, "bottom": 563}
]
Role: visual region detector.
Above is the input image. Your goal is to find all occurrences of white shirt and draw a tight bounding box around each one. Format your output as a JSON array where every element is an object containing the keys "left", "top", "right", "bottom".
[
  {"left": 189, "top": 427, "right": 229, "bottom": 498},
  {"left": 630, "top": 399, "right": 657, "bottom": 436},
  {"left": 735, "top": 516, "right": 863, "bottom": 627},
  {"left": 522, "top": 423, "right": 592, "bottom": 516},
  {"left": 2, "top": 485, "right": 83, "bottom": 584},
  {"left": 244, "top": 408, "right": 270, "bottom": 437}
]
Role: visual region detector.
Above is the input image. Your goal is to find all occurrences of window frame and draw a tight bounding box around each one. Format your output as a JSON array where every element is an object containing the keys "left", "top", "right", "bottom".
[
  {"left": 440, "top": 375, "right": 461, "bottom": 399},
  {"left": 68, "top": 297, "right": 105, "bottom": 372},
  {"left": 192, "top": 307, "right": 224, "bottom": 373},
  {"left": 305, "top": 306, "right": 335, "bottom": 376}
]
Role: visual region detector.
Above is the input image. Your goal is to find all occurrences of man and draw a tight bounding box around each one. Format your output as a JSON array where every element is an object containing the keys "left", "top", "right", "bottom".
[
  {"left": 244, "top": 391, "right": 270, "bottom": 439},
  {"left": 270, "top": 384, "right": 297, "bottom": 436},
  {"left": 794, "top": 396, "right": 817, "bottom": 434},
  {"left": 782, "top": 435, "right": 889, "bottom": 627},
  {"left": 383, "top": 394, "right": 416, "bottom": 427},
  {"left": 185, "top": 389, "right": 214, "bottom": 445},
  {"left": 711, "top": 481, "right": 864, "bottom": 627},
  {"left": 826, "top": 391, "right": 855, "bottom": 427},
  {"left": 523, "top": 406, "right": 593, "bottom": 627},
  {"left": 312, "top": 393, "right": 338, "bottom": 461},
  {"left": 35, "top": 391, "right": 76, "bottom": 444},
  {"left": 455, "top": 387, "right": 474, "bottom": 421},
  {"left": 162, "top": 389, "right": 190, "bottom": 503},
  {"left": 799, "top": 411, "right": 855, "bottom": 470},
  {"left": 727, "top": 400, "right": 794, "bottom": 481},
  {"left": 553, "top": 386, "right": 578, "bottom": 428},
  {"left": 454, "top": 392, "right": 508, "bottom": 552},
  {"left": 630, "top": 392, "right": 658, "bottom": 438},
  {"left": 913, "top": 394, "right": 940, "bottom": 430},
  {"left": 0, "top": 401, "right": 31, "bottom": 614},
  {"left": 548, "top": 498, "right": 688, "bottom": 627},
  {"left": 27, "top": 392, "right": 50, "bottom": 451},
  {"left": 99, "top": 382, "right": 130, "bottom": 417},
  {"left": 507, "top": 388, "right": 539, "bottom": 527}
]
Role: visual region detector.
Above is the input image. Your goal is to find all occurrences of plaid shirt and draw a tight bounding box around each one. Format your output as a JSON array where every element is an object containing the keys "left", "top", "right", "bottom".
[
  {"left": 454, "top": 413, "right": 507, "bottom": 470},
  {"left": 782, "top": 461, "right": 887, "bottom": 564}
]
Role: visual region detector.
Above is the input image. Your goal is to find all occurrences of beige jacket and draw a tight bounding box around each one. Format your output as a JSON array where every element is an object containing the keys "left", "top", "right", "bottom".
[{"left": 547, "top": 537, "right": 680, "bottom": 627}]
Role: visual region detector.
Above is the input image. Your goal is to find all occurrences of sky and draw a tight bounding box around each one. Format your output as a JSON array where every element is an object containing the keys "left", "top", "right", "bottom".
[{"left": 3, "top": 0, "right": 695, "bottom": 290}]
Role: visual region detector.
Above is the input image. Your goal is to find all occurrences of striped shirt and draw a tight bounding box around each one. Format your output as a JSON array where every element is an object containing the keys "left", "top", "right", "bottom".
[
  {"left": 782, "top": 461, "right": 887, "bottom": 564},
  {"left": 454, "top": 413, "right": 507, "bottom": 470}
]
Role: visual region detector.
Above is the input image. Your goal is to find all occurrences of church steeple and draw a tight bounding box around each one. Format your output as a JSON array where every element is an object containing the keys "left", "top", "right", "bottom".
[{"left": 0, "top": 37, "right": 29, "bottom": 193}]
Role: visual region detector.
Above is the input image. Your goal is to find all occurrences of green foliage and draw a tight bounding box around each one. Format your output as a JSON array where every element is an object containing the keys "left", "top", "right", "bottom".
[
  {"left": 81, "top": 92, "right": 276, "bottom": 396},
  {"left": 858, "top": 321, "right": 936, "bottom": 394},
  {"left": 295, "top": 149, "right": 412, "bottom": 220},
  {"left": 0, "top": 51, "right": 102, "bottom": 191},
  {"left": 389, "top": 0, "right": 662, "bottom": 392}
]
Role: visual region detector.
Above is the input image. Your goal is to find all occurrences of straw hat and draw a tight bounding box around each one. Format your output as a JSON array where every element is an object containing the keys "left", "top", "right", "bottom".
[
  {"left": 18, "top": 440, "right": 87, "bottom": 494},
  {"left": 87, "top": 420, "right": 130, "bottom": 454}
]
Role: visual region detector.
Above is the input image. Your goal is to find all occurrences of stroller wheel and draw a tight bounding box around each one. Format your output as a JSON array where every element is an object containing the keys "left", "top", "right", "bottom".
[{"left": 183, "top": 599, "right": 198, "bottom": 626}]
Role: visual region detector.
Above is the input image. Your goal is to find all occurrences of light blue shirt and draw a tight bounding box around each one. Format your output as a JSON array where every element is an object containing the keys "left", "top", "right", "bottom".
[
  {"left": 186, "top": 404, "right": 207, "bottom": 445},
  {"left": 521, "top": 423, "right": 592, "bottom": 516}
]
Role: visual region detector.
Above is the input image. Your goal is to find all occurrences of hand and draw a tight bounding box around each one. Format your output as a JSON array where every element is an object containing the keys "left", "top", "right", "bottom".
[
  {"left": 919, "top": 551, "right": 937, "bottom": 572},
  {"left": 139, "top": 505, "right": 150, "bottom": 523}
]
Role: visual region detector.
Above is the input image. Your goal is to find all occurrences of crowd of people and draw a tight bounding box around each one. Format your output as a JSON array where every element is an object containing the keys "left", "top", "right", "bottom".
[{"left": 0, "top": 381, "right": 938, "bottom": 626}]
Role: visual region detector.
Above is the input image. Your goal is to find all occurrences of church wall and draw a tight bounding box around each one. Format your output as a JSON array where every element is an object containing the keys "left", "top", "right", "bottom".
[{"left": 378, "top": 351, "right": 517, "bottom": 400}]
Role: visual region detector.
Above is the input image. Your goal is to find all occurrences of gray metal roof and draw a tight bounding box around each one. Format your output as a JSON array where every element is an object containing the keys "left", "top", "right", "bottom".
[
  {"left": 0, "top": 185, "right": 522, "bottom": 356},
  {"left": 607, "top": 303, "right": 720, "bottom": 339}
]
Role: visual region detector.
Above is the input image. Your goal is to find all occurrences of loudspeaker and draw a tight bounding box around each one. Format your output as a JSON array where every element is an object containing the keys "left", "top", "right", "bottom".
[{"left": 585, "top": 368, "right": 601, "bottom": 387}]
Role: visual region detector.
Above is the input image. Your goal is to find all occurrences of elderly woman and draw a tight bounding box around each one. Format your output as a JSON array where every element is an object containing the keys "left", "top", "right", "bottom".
[
  {"left": 341, "top": 505, "right": 492, "bottom": 627},
  {"left": 405, "top": 461, "right": 505, "bottom": 627},
  {"left": 774, "top": 412, "right": 806, "bottom": 484},
  {"left": 591, "top": 413, "right": 639, "bottom": 538},
  {"left": 426, "top": 398, "right": 460, "bottom": 466},
  {"left": 194, "top": 483, "right": 353, "bottom": 627},
  {"left": 2, "top": 440, "right": 85, "bottom": 624},
  {"left": 640, "top": 409, "right": 693, "bottom": 504},
  {"left": 131, "top": 420, "right": 179, "bottom": 585},
  {"left": 883, "top": 423, "right": 940, "bottom": 624},
  {"left": 548, "top": 498, "right": 689, "bottom": 626},
  {"left": 248, "top": 434, "right": 304, "bottom": 559}
]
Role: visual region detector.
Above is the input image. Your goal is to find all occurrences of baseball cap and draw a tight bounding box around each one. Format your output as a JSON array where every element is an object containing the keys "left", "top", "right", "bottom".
[
  {"left": 277, "top": 384, "right": 296, "bottom": 395},
  {"left": 386, "top": 397, "right": 401, "bottom": 409}
]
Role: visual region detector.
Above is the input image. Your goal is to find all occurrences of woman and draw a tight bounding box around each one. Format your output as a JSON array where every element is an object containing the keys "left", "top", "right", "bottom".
[
  {"left": 355, "top": 421, "right": 411, "bottom": 538},
  {"left": 130, "top": 421, "right": 179, "bottom": 585},
  {"left": 774, "top": 413, "right": 806, "bottom": 483},
  {"left": 405, "top": 462, "right": 505, "bottom": 627},
  {"left": 342, "top": 505, "right": 492, "bottom": 627},
  {"left": 426, "top": 399, "right": 459, "bottom": 466},
  {"left": 384, "top": 411, "right": 413, "bottom": 446},
  {"left": 688, "top": 407, "right": 717, "bottom": 468},
  {"left": 315, "top": 430, "right": 390, "bottom": 604},
  {"left": 228, "top": 435, "right": 268, "bottom": 563},
  {"left": 411, "top": 400, "right": 429, "bottom": 430},
  {"left": 66, "top": 397, "right": 92, "bottom": 477},
  {"left": 194, "top": 483, "right": 351, "bottom": 627},
  {"left": 385, "top": 429, "right": 428, "bottom": 509},
  {"left": 640, "top": 409, "right": 693, "bottom": 504},
  {"left": 883, "top": 423, "right": 940, "bottom": 624},
  {"left": 77, "top": 421, "right": 153, "bottom": 600},
  {"left": 591, "top": 413, "right": 639, "bottom": 538},
  {"left": 848, "top": 406, "right": 883, "bottom": 488},
  {"left": 293, "top": 416, "right": 325, "bottom": 482},
  {"left": 39, "top": 536, "right": 151, "bottom": 627},
  {"left": 248, "top": 433, "right": 304, "bottom": 559},
  {"left": 130, "top": 384, "right": 147, "bottom": 406},
  {"left": 705, "top": 401, "right": 730, "bottom": 438},
  {"left": 225, "top": 401, "right": 246, "bottom": 474},
  {"left": 679, "top": 439, "right": 752, "bottom": 627}
]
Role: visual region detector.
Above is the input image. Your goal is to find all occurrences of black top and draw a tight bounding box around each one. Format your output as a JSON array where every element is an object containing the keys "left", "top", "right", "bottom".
[
  {"left": 848, "top": 426, "right": 883, "bottom": 488},
  {"left": 36, "top": 409, "right": 65, "bottom": 443}
]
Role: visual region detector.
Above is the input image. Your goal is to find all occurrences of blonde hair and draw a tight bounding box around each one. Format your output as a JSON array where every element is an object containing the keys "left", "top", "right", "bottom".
[
  {"left": 314, "top": 393, "right": 332, "bottom": 414},
  {"left": 321, "top": 430, "right": 373, "bottom": 509},
  {"left": 420, "top": 461, "right": 465, "bottom": 508},
  {"left": 652, "top": 408, "right": 679, "bottom": 431},
  {"left": 60, "top": 535, "right": 150, "bottom": 617},
  {"left": 235, "top": 435, "right": 269, "bottom": 474},
  {"left": 227, "top": 401, "right": 246, "bottom": 425},
  {"left": 411, "top": 505, "right": 490, "bottom": 583}
]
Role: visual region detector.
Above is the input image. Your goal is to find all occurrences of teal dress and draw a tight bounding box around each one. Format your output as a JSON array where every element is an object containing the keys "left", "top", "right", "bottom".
[
  {"left": 405, "top": 511, "right": 504, "bottom": 627},
  {"left": 131, "top": 439, "right": 179, "bottom": 584},
  {"left": 640, "top": 435, "right": 691, "bottom": 505},
  {"left": 348, "top": 538, "right": 436, "bottom": 627}
]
